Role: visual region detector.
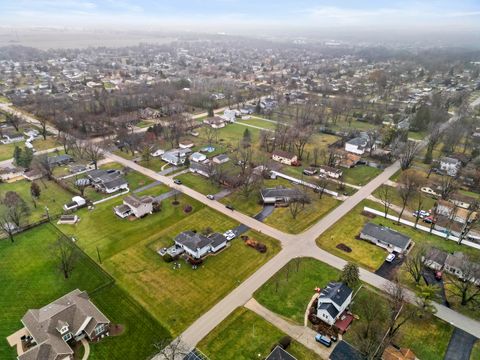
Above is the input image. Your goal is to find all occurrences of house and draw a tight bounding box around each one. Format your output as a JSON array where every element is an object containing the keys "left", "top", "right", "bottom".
[
  {"left": 189, "top": 161, "right": 212, "bottom": 178},
  {"left": 439, "top": 157, "right": 461, "bottom": 177},
  {"left": 114, "top": 194, "right": 154, "bottom": 219},
  {"left": 212, "top": 154, "right": 229, "bottom": 164},
  {"left": 190, "top": 152, "right": 207, "bottom": 163},
  {"left": 318, "top": 165, "right": 343, "bottom": 179},
  {"left": 15, "top": 289, "right": 110, "bottom": 360},
  {"left": 397, "top": 118, "right": 410, "bottom": 130},
  {"left": 383, "top": 346, "right": 417, "bottom": 360},
  {"left": 179, "top": 141, "right": 194, "bottom": 149},
  {"left": 203, "top": 116, "right": 226, "bottom": 129},
  {"left": 449, "top": 192, "right": 475, "bottom": 209},
  {"left": 0, "top": 167, "right": 24, "bottom": 181},
  {"left": 436, "top": 199, "right": 477, "bottom": 224},
  {"left": 333, "top": 150, "right": 361, "bottom": 168},
  {"left": 271, "top": 150, "right": 298, "bottom": 166},
  {"left": 57, "top": 215, "right": 79, "bottom": 225},
  {"left": 23, "top": 169, "right": 43, "bottom": 181},
  {"left": 316, "top": 282, "right": 352, "bottom": 326},
  {"left": 423, "top": 247, "right": 448, "bottom": 271},
  {"left": 161, "top": 149, "right": 191, "bottom": 166},
  {"left": 1, "top": 132, "right": 24, "bottom": 144},
  {"left": 150, "top": 148, "right": 165, "bottom": 157},
  {"left": 265, "top": 346, "right": 297, "bottom": 360},
  {"left": 303, "top": 167, "right": 317, "bottom": 176},
  {"left": 48, "top": 154, "right": 74, "bottom": 167},
  {"left": 330, "top": 341, "right": 364, "bottom": 360},
  {"left": 345, "top": 137, "right": 369, "bottom": 155},
  {"left": 87, "top": 169, "right": 129, "bottom": 194},
  {"left": 174, "top": 231, "right": 227, "bottom": 259},
  {"left": 420, "top": 187, "right": 439, "bottom": 197},
  {"left": 260, "top": 187, "right": 305, "bottom": 205},
  {"left": 444, "top": 252, "right": 480, "bottom": 285},
  {"left": 359, "top": 222, "right": 412, "bottom": 253},
  {"left": 63, "top": 196, "right": 86, "bottom": 211},
  {"left": 221, "top": 109, "right": 238, "bottom": 123}
]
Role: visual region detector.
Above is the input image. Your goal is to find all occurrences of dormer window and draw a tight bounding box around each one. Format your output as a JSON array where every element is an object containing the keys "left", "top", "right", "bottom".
[{"left": 62, "top": 332, "right": 72, "bottom": 342}]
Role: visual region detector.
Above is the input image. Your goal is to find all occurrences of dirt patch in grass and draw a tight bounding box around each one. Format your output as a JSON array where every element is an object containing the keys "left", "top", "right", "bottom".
[
  {"left": 361, "top": 210, "right": 377, "bottom": 218},
  {"left": 109, "top": 324, "right": 125, "bottom": 336},
  {"left": 336, "top": 243, "right": 352, "bottom": 252}
]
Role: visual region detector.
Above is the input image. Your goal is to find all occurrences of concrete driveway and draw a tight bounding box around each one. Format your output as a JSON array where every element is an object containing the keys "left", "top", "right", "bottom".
[
  {"left": 444, "top": 328, "right": 478, "bottom": 360},
  {"left": 374, "top": 254, "right": 404, "bottom": 280}
]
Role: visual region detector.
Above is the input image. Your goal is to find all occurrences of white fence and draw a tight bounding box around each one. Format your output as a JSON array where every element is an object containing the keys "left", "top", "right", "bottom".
[
  {"left": 92, "top": 189, "right": 130, "bottom": 205},
  {"left": 270, "top": 171, "right": 339, "bottom": 197},
  {"left": 363, "top": 206, "right": 480, "bottom": 250}
]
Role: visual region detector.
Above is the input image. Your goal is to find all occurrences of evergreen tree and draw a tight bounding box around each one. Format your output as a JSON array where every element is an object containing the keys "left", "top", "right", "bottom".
[
  {"left": 20, "top": 147, "right": 34, "bottom": 168},
  {"left": 340, "top": 262, "right": 360, "bottom": 289},
  {"left": 13, "top": 146, "right": 22, "bottom": 166},
  {"left": 208, "top": 106, "right": 214, "bottom": 117},
  {"left": 242, "top": 128, "right": 252, "bottom": 146}
]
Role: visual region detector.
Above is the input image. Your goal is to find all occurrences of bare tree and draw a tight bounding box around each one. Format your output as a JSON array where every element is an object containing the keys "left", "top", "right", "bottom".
[
  {"left": 378, "top": 184, "right": 392, "bottom": 218},
  {"left": 51, "top": 236, "right": 78, "bottom": 279},
  {"left": 1, "top": 191, "right": 30, "bottom": 228},
  {"left": 150, "top": 337, "right": 189, "bottom": 360},
  {"left": 458, "top": 198, "right": 480, "bottom": 244},
  {"left": 399, "top": 140, "right": 421, "bottom": 170},
  {"left": 33, "top": 154, "right": 53, "bottom": 180},
  {"left": 404, "top": 245, "right": 427, "bottom": 284},
  {"left": 397, "top": 170, "right": 424, "bottom": 224},
  {"left": 316, "top": 177, "right": 329, "bottom": 199},
  {"left": 5, "top": 112, "right": 21, "bottom": 131},
  {"left": 424, "top": 123, "right": 442, "bottom": 164},
  {"left": 413, "top": 192, "right": 425, "bottom": 229},
  {"left": 439, "top": 175, "right": 457, "bottom": 200},
  {"left": 447, "top": 255, "right": 480, "bottom": 306}
]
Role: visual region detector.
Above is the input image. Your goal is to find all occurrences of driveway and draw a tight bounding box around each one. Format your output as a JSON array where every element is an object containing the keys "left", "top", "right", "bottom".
[
  {"left": 133, "top": 181, "right": 163, "bottom": 194},
  {"left": 253, "top": 205, "right": 275, "bottom": 222},
  {"left": 444, "top": 328, "right": 478, "bottom": 360},
  {"left": 374, "top": 254, "right": 404, "bottom": 280},
  {"left": 423, "top": 270, "right": 449, "bottom": 306}
]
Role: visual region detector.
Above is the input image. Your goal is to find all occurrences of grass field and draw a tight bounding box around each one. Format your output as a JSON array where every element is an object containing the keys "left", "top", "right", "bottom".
[
  {"left": 175, "top": 172, "right": 222, "bottom": 195},
  {"left": 471, "top": 341, "right": 480, "bottom": 360},
  {"left": 371, "top": 186, "right": 437, "bottom": 215},
  {"left": 344, "top": 287, "right": 453, "bottom": 360},
  {"left": 342, "top": 166, "right": 382, "bottom": 186},
  {"left": 0, "top": 224, "right": 170, "bottom": 360},
  {"left": 264, "top": 192, "right": 340, "bottom": 234},
  {"left": 58, "top": 195, "right": 281, "bottom": 335},
  {"left": 198, "top": 307, "right": 319, "bottom": 360},
  {"left": 0, "top": 137, "right": 59, "bottom": 161},
  {"left": 254, "top": 258, "right": 340, "bottom": 324},
  {"left": 138, "top": 158, "right": 167, "bottom": 172},
  {"left": 0, "top": 179, "right": 73, "bottom": 224}
]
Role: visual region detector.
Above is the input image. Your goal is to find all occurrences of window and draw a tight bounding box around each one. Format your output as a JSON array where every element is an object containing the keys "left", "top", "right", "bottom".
[
  {"left": 95, "top": 324, "right": 105, "bottom": 336},
  {"left": 62, "top": 333, "right": 72, "bottom": 342}
]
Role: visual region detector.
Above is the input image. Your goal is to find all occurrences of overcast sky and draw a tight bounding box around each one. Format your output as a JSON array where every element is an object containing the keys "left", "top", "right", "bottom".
[{"left": 1, "top": 0, "right": 480, "bottom": 39}]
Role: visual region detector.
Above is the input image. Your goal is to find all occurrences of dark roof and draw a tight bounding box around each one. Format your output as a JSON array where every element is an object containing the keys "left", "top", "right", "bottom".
[
  {"left": 330, "top": 341, "right": 365, "bottom": 360},
  {"left": 346, "top": 137, "right": 367, "bottom": 147},
  {"left": 209, "top": 233, "right": 227, "bottom": 247},
  {"left": 190, "top": 162, "right": 211, "bottom": 173},
  {"left": 260, "top": 187, "right": 304, "bottom": 200},
  {"left": 265, "top": 346, "right": 297, "bottom": 360},
  {"left": 318, "top": 302, "right": 339, "bottom": 318},
  {"left": 424, "top": 248, "right": 448, "bottom": 265},
  {"left": 361, "top": 222, "right": 411, "bottom": 250},
  {"left": 175, "top": 231, "right": 212, "bottom": 250},
  {"left": 47, "top": 154, "right": 73, "bottom": 165},
  {"left": 272, "top": 150, "right": 296, "bottom": 159},
  {"left": 103, "top": 177, "right": 128, "bottom": 189},
  {"left": 319, "top": 282, "right": 352, "bottom": 307},
  {"left": 213, "top": 154, "right": 229, "bottom": 161},
  {"left": 124, "top": 195, "right": 153, "bottom": 208}
]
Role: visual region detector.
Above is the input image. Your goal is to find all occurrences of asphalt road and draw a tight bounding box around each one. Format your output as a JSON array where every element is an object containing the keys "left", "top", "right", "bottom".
[{"left": 444, "top": 328, "right": 478, "bottom": 360}]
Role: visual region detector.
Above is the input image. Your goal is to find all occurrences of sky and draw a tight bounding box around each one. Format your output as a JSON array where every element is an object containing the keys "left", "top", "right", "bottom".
[{"left": 1, "top": 0, "right": 480, "bottom": 40}]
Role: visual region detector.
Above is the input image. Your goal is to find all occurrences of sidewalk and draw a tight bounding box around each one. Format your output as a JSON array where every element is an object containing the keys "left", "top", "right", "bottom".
[{"left": 245, "top": 299, "right": 333, "bottom": 360}]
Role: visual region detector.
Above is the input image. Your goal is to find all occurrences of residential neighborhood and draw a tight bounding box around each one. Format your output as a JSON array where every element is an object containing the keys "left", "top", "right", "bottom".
[{"left": 1, "top": 3, "right": 480, "bottom": 360}]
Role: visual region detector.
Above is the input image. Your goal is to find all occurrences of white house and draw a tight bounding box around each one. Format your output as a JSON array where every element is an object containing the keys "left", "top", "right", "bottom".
[
  {"left": 345, "top": 137, "right": 369, "bottom": 155},
  {"left": 212, "top": 154, "right": 230, "bottom": 164},
  {"left": 150, "top": 148, "right": 165, "bottom": 157},
  {"left": 161, "top": 149, "right": 191, "bottom": 166},
  {"left": 222, "top": 109, "right": 238, "bottom": 123},
  {"left": 190, "top": 152, "right": 207, "bottom": 163},
  {"left": 114, "top": 195, "right": 153, "bottom": 219},
  {"left": 436, "top": 199, "right": 477, "bottom": 224},
  {"left": 316, "top": 282, "right": 352, "bottom": 326},
  {"left": 360, "top": 222, "right": 412, "bottom": 253},
  {"left": 318, "top": 165, "right": 343, "bottom": 179},
  {"left": 179, "top": 141, "right": 194, "bottom": 149},
  {"left": 439, "top": 157, "right": 461, "bottom": 177},
  {"left": 189, "top": 162, "right": 212, "bottom": 178},
  {"left": 423, "top": 247, "right": 448, "bottom": 271},
  {"left": 203, "top": 116, "right": 226, "bottom": 129},
  {"left": 421, "top": 187, "right": 440, "bottom": 197},
  {"left": 0, "top": 167, "right": 23, "bottom": 181},
  {"left": 174, "top": 231, "right": 227, "bottom": 259},
  {"left": 444, "top": 252, "right": 480, "bottom": 285},
  {"left": 271, "top": 150, "right": 298, "bottom": 166},
  {"left": 1, "top": 132, "right": 24, "bottom": 144}
]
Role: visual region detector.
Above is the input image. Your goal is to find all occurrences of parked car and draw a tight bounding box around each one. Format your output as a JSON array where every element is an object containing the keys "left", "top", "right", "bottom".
[
  {"left": 173, "top": 179, "right": 182, "bottom": 185},
  {"left": 385, "top": 253, "right": 396, "bottom": 263},
  {"left": 315, "top": 334, "right": 332, "bottom": 347},
  {"left": 223, "top": 230, "right": 236, "bottom": 241},
  {"left": 225, "top": 204, "right": 234, "bottom": 211},
  {"left": 423, "top": 216, "right": 436, "bottom": 224},
  {"left": 435, "top": 271, "right": 443, "bottom": 280},
  {"left": 206, "top": 194, "right": 215, "bottom": 200},
  {"left": 413, "top": 210, "right": 430, "bottom": 218}
]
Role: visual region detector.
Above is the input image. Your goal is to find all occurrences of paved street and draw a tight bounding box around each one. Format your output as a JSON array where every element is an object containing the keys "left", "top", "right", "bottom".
[{"left": 444, "top": 328, "right": 478, "bottom": 360}]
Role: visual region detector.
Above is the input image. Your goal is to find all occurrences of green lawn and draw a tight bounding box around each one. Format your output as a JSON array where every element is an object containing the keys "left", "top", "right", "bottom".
[
  {"left": 471, "top": 341, "right": 480, "bottom": 360},
  {"left": 0, "top": 224, "right": 169, "bottom": 360},
  {"left": 58, "top": 196, "right": 281, "bottom": 335},
  {"left": 344, "top": 287, "right": 453, "bottom": 360},
  {"left": 371, "top": 186, "right": 437, "bottom": 215},
  {"left": 219, "top": 188, "right": 263, "bottom": 216},
  {"left": 176, "top": 172, "right": 222, "bottom": 195},
  {"left": 0, "top": 179, "right": 73, "bottom": 224},
  {"left": 198, "top": 307, "right": 318, "bottom": 360},
  {"left": 138, "top": 158, "right": 167, "bottom": 172},
  {"left": 316, "top": 200, "right": 388, "bottom": 271},
  {"left": 408, "top": 130, "right": 426, "bottom": 140},
  {"left": 342, "top": 166, "right": 382, "bottom": 186},
  {"left": 265, "top": 192, "right": 340, "bottom": 234},
  {"left": 254, "top": 258, "right": 340, "bottom": 324}
]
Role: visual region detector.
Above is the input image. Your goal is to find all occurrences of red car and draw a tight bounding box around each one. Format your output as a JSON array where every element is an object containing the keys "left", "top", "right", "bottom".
[
  {"left": 435, "top": 271, "right": 443, "bottom": 280},
  {"left": 423, "top": 216, "right": 436, "bottom": 224}
]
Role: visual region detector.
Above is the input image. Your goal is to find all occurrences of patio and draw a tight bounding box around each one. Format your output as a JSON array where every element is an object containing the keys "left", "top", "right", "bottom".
[{"left": 6, "top": 327, "right": 29, "bottom": 356}]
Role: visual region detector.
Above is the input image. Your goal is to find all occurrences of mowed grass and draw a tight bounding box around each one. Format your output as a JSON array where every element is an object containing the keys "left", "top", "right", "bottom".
[
  {"left": 198, "top": 307, "right": 319, "bottom": 360},
  {"left": 58, "top": 195, "right": 281, "bottom": 335},
  {"left": 342, "top": 165, "right": 382, "bottom": 186},
  {"left": 316, "top": 200, "right": 387, "bottom": 271},
  {"left": 175, "top": 172, "right": 222, "bottom": 195},
  {"left": 265, "top": 192, "right": 340, "bottom": 234},
  {"left": 344, "top": 287, "right": 453, "bottom": 360},
  {"left": 0, "top": 137, "right": 59, "bottom": 161},
  {"left": 254, "top": 258, "right": 340, "bottom": 324},
  {"left": 0, "top": 224, "right": 170, "bottom": 360},
  {"left": 471, "top": 341, "right": 480, "bottom": 360},
  {"left": 0, "top": 179, "right": 73, "bottom": 223},
  {"left": 371, "top": 186, "right": 437, "bottom": 215}
]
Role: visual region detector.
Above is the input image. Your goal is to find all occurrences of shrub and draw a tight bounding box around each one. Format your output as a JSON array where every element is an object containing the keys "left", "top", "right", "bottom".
[
  {"left": 184, "top": 204, "right": 193, "bottom": 213},
  {"left": 163, "top": 254, "right": 174, "bottom": 263},
  {"left": 256, "top": 243, "right": 267, "bottom": 253}
]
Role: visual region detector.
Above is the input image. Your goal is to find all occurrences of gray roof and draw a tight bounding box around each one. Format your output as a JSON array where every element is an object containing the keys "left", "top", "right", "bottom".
[
  {"left": 47, "top": 154, "right": 73, "bottom": 165},
  {"left": 425, "top": 248, "right": 448, "bottom": 266},
  {"left": 124, "top": 195, "right": 152, "bottom": 208},
  {"left": 190, "top": 162, "right": 211, "bottom": 174},
  {"left": 260, "top": 187, "right": 304, "bottom": 200},
  {"left": 330, "top": 341, "right": 364, "bottom": 360},
  {"left": 318, "top": 282, "right": 352, "bottom": 307},
  {"left": 175, "top": 231, "right": 212, "bottom": 251},
  {"left": 213, "top": 154, "right": 229, "bottom": 162},
  {"left": 318, "top": 302, "right": 339, "bottom": 319},
  {"left": 20, "top": 289, "right": 109, "bottom": 360},
  {"left": 209, "top": 233, "right": 227, "bottom": 247},
  {"left": 265, "top": 346, "right": 297, "bottom": 360},
  {"left": 440, "top": 157, "right": 461, "bottom": 165},
  {"left": 346, "top": 137, "right": 367, "bottom": 147},
  {"left": 361, "top": 222, "right": 411, "bottom": 250},
  {"left": 445, "top": 252, "right": 468, "bottom": 269},
  {"left": 103, "top": 177, "right": 128, "bottom": 189}
]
